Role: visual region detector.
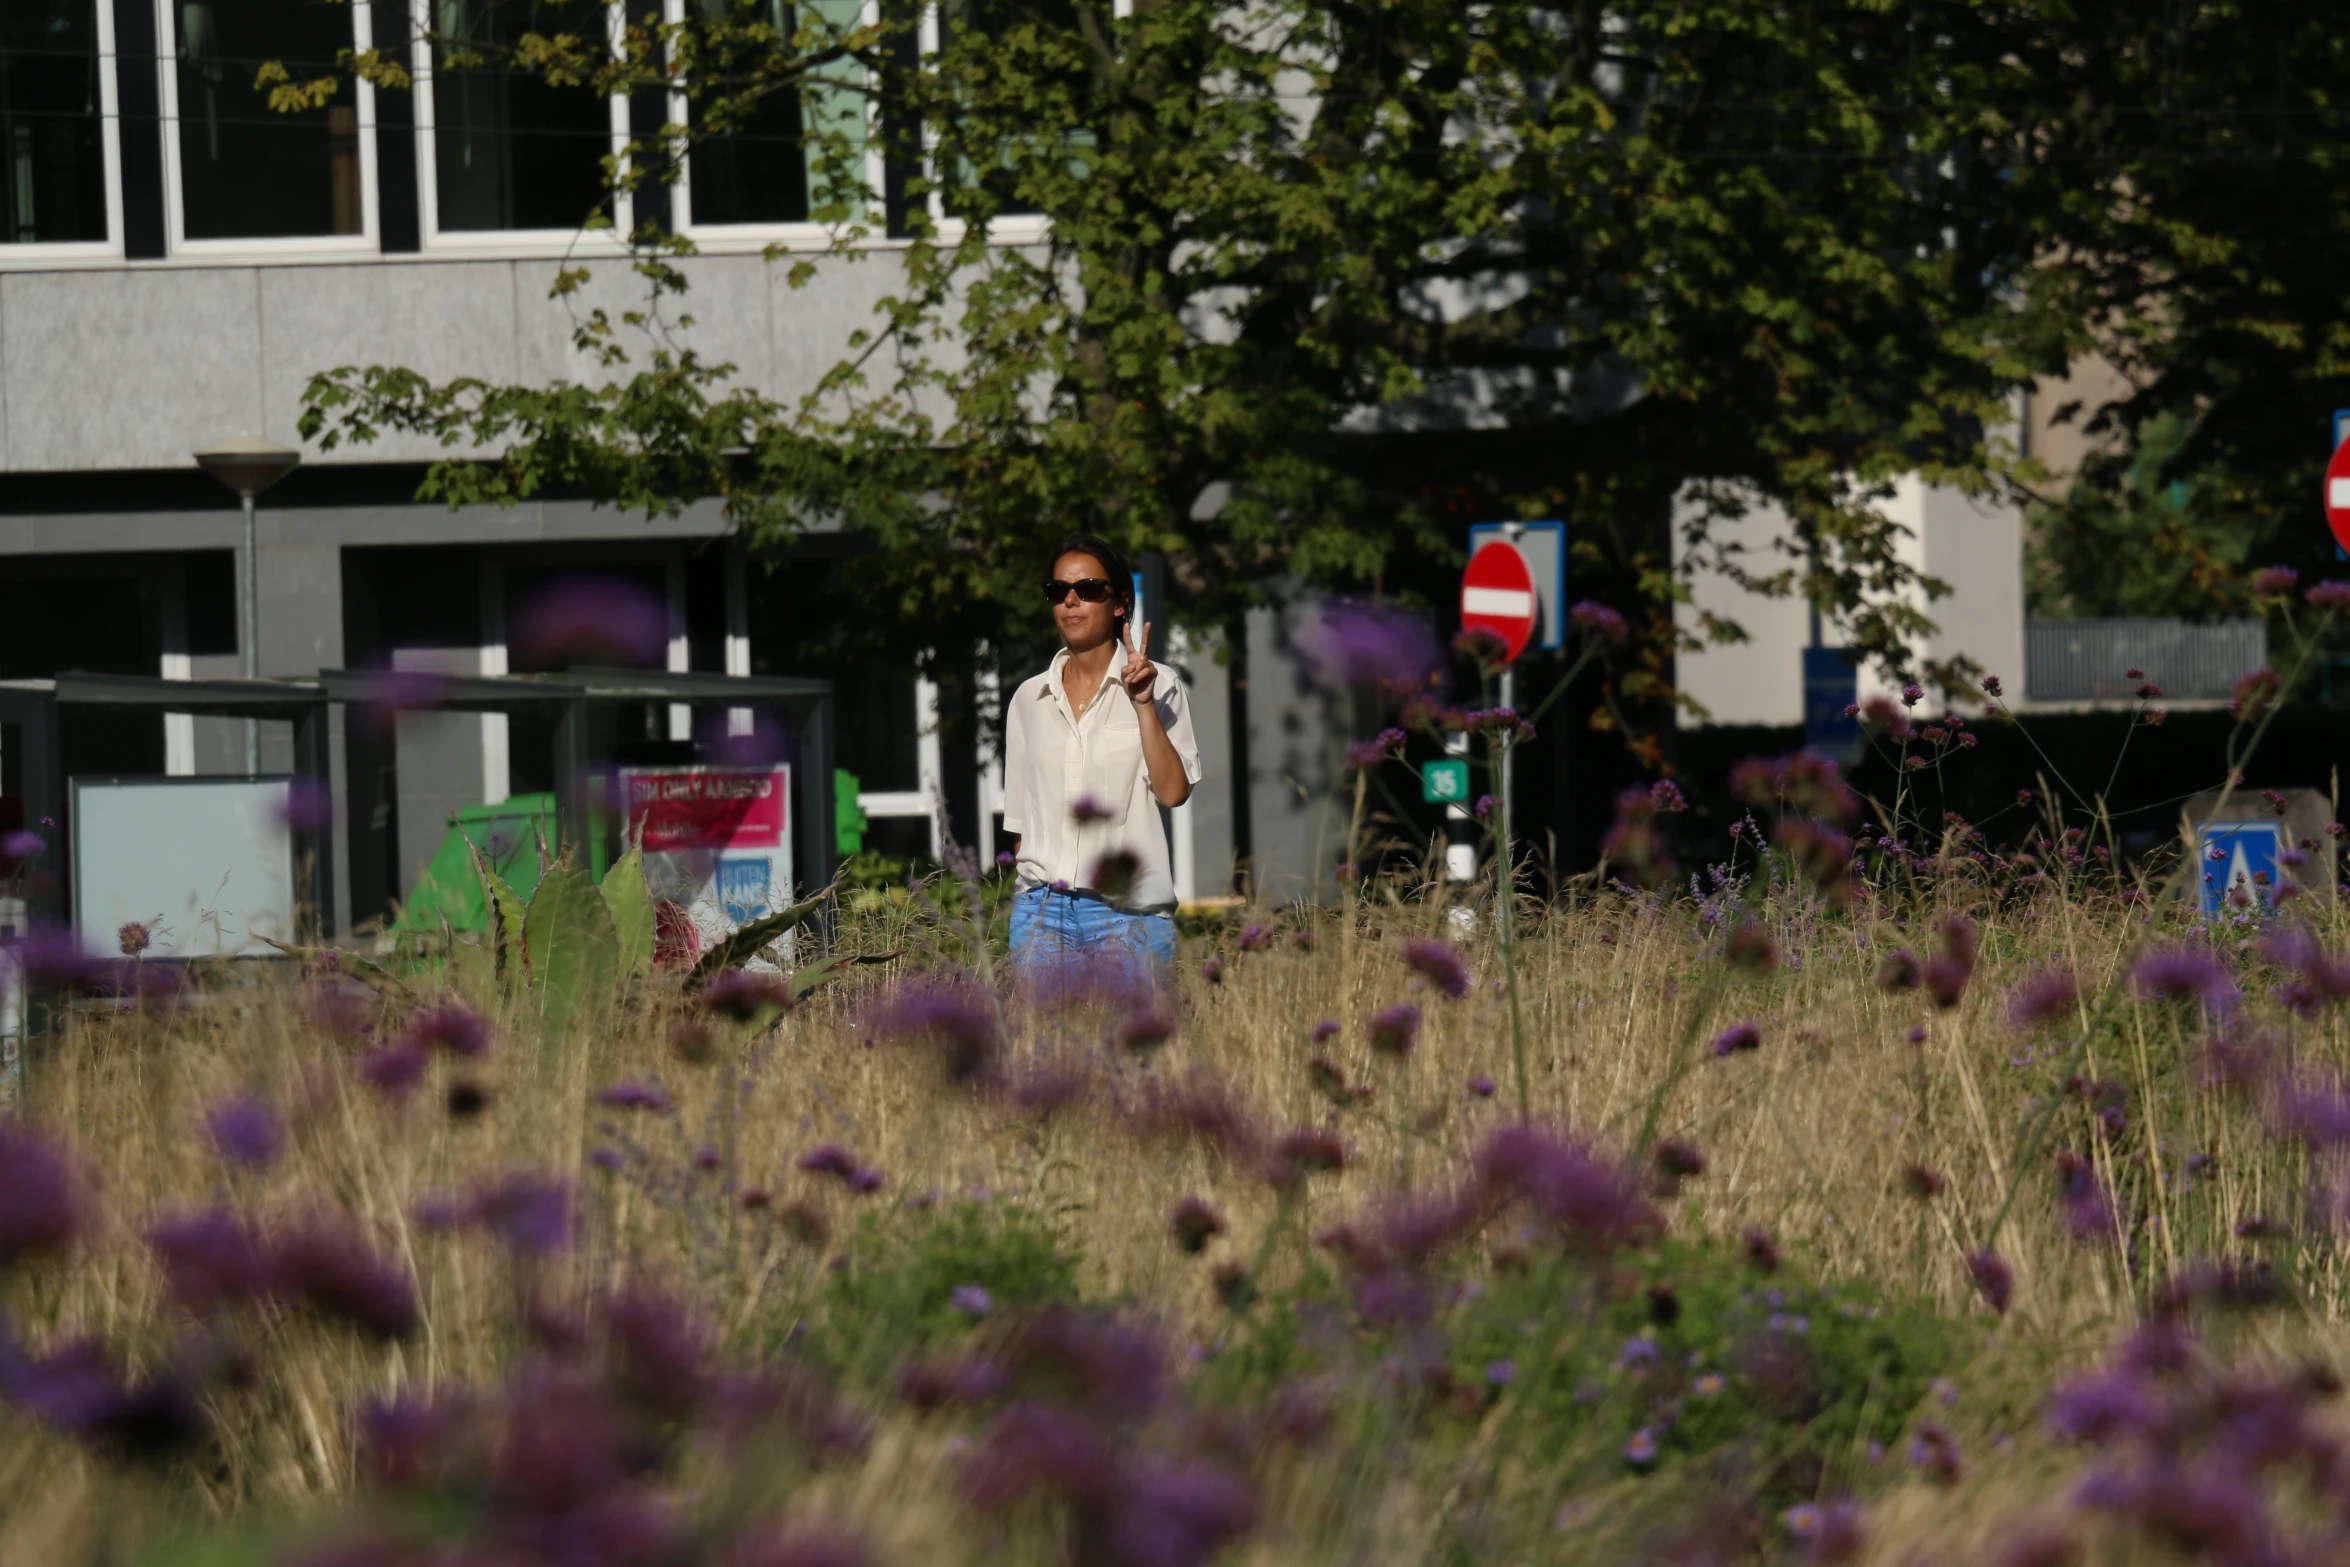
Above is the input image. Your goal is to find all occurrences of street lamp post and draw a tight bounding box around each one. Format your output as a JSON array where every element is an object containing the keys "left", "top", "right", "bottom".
[{"left": 193, "top": 436, "right": 302, "bottom": 774}]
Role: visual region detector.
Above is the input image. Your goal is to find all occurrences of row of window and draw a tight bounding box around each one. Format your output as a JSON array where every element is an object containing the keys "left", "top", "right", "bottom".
[{"left": 0, "top": 0, "right": 876, "bottom": 256}]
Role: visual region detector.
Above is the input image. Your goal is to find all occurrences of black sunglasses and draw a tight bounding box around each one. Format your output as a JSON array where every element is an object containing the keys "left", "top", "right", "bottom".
[{"left": 1042, "top": 577, "right": 1117, "bottom": 604}]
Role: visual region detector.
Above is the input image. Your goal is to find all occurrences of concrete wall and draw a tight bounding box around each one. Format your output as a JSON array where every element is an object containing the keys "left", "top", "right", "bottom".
[
  {"left": 1241, "top": 602, "right": 1350, "bottom": 905},
  {"left": 1674, "top": 479, "right": 2027, "bottom": 725},
  {"left": 0, "top": 252, "right": 909, "bottom": 473}
]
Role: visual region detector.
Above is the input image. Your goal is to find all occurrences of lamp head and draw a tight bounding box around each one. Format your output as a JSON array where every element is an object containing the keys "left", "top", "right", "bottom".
[{"left": 194, "top": 434, "right": 301, "bottom": 498}]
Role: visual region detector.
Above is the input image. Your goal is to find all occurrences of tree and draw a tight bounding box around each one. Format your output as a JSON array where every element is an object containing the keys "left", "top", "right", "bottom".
[{"left": 301, "top": 1, "right": 2092, "bottom": 714}]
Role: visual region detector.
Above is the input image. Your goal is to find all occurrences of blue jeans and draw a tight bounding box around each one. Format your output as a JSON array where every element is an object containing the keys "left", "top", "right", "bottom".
[{"left": 1009, "top": 886, "right": 1176, "bottom": 977}]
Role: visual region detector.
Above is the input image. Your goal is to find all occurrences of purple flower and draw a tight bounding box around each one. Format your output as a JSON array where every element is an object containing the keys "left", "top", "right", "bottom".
[
  {"left": 1401, "top": 937, "right": 1471, "bottom": 1000},
  {"left": 2306, "top": 579, "right": 2350, "bottom": 613},
  {"left": 1623, "top": 1427, "right": 1658, "bottom": 1465},
  {"left": 1743, "top": 1226, "right": 1782, "bottom": 1272},
  {"left": 1967, "top": 1249, "right": 2014, "bottom": 1315},
  {"left": 204, "top": 1095, "right": 283, "bottom": 1171},
  {"left": 1236, "top": 923, "right": 1274, "bottom": 953},
  {"left": 2232, "top": 665, "right": 2280, "bottom": 720},
  {"left": 404, "top": 1002, "right": 489, "bottom": 1058},
  {"left": 1981, "top": 674, "right": 2004, "bottom": 697},
  {"left": 1474, "top": 1125, "right": 1659, "bottom": 1254},
  {"left": 1466, "top": 1074, "right": 1496, "bottom": 1098},
  {"left": 1473, "top": 793, "right": 1496, "bottom": 820},
  {"left": 270, "top": 1217, "right": 420, "bottom": 1340},
  {"left": 1344, "top": 728, "right": 1408, "bottom": 770},
  {"left": 1366, "top": 1002, "right": 1423, "bottom": 1055},
  {"left": 2046, "top": 1370, "right": 2158, "bottom": 1443},
  {"left": 596, "top": 1080, "right": 672, "bottom": 1112},
  {"left": 2054, "top": 1151, "right": 2115, "bottom": 1242},
  {"left": 1711, "top": 1022, "right": 1761, "bottom": 1057},
  {"left": 1298, "top": 601, "right": 1442, "bottom": 689},
  {"left": 951, "top": 1284, "right": 993, "bottom": 1318},
  {"left": 1485, "top": 1359, "right": 1517, "bottom": 1387},
  {"left": 2251, "top": 564, "right": 2300, "bottom": 595},
  {"left": 512, "top": 573, "right": 669, "bottom": 669},
  {"left": 1309, "top": 1019, "right": 1340, "bottom": 1043},
  {"left": 1069, "top": 793, "right": 1116, "bottom": 825},
  {"left": 475, "top": 1173, "right": 571, "bottom": 1255},
  {"left": 1908, "top": 1421, "right": 1963, "bottom": 1484},
  {"left": 701, "top": 968, "right": 793, "bottom": 1021},
  {"left": 1199, "top": 956, "right": 1226, "bottom": 985},
  {"left": 0, "top": 828, "right": 44, "bottom": 874},
  {"left": 1569, "top": 600, "right": 1629, "bottom": 646},
  {"left": 1648, "top": 779, "right": 1687, "bottom": 812},
  {"left": 2134, "top": 948, "right": 2231, "bottom": 1009},
  {"left": 357, "top": 1042, "right": 427, "bottom": 1100},
  {"left": 148, "top": 1208, "right": 275, "bottom": 1313},
  {"left": 117, "top": 921, "right": 152, "bottom": 958},
  {"left": 0, "top": 1118, "right": 89, "bottom": 1267},
  {"left": 1268, "top": 1129, "right": 1348, "bottom": 1188},
  {"left": 2007, "top": 969, "right": 2079, "bottom": 1030},
  {"left": 4, "top": 1337, "right": 207, "bottom": 1462},
  {"left": 1170, "top": 1196, "right": 1226, "bottom": 1253},
  {"left": 864, "top": 979, "right": 1001, "bottom": 1081}
]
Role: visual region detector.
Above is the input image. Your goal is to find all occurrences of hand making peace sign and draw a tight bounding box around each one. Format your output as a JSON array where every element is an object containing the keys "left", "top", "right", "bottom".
[{"left": 1119, "top": 618, "right": 1157, "bottom": 705}]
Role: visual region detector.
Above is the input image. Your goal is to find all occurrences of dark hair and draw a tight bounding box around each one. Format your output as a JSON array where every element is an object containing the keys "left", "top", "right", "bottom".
[{"left": 1048, "top": 534, "right": 1134, "bottom": 618}]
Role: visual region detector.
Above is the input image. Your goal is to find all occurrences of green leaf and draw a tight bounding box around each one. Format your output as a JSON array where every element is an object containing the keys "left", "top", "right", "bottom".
[
  {"left": 448, "top": 933, "right": 497, "bottom": 1012},
  {"left": 599, "top": 847, "right": 656, "bottom": 980},
  {"left": 468, "top": 838, "right": 531, "bottom": 989},
  {"left": 682, "top": 892, "right": 831, "bottom": 991},
  {"left": 256, "top": 937, "right": 411, "bottom": 996},
  {"left": 523, "top": 866, "right": 620, "bottom": 1041}
]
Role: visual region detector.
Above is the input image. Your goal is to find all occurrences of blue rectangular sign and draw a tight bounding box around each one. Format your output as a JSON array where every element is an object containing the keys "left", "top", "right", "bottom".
[
  {"left": 1801, "top": 646, "right": 1860, "bottom": 760},
  {"left": 2199, "top": 821, "right": 2282, "bottom": 913}
]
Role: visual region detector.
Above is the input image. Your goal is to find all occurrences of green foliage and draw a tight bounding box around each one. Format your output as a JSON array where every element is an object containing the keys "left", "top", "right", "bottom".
[
  {"left": 682, "top": 890, "right": 832, "bottom": 990},
  {"left": 522, "top": 866, "right": 621, "bottom": 1040},
  {"left": 2026, "top": 413, "right": 2257, "bottom": 620},
  {"left": 807, "top": 1200, "right": 1085, "bottom": 1380},
  {"left": 598, "top": 848, "right": 657, "bottom": 981},
  {"left": 469, "top": 840, "right": 531, "bottom": 988}
]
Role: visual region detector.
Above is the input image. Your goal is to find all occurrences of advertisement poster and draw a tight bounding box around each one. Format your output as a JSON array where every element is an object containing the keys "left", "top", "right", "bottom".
[{"left": 618, "top": 766, "right": 793, "bottom": 968}]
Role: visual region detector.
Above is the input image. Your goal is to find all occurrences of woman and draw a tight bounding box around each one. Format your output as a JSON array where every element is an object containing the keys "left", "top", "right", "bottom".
[{"left": 1001, "top": 535, "right": 1201, "bottom": 973}]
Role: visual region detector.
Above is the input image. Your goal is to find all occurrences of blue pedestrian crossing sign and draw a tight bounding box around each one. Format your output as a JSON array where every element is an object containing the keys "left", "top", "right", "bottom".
[{"left": 2199, "top": 820, "right": 2283, "bottom": 913}]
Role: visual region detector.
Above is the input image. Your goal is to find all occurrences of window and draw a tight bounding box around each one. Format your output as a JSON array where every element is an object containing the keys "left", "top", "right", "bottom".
[
  {"left": 928, "top": 0, "right": 1083, "bottom": 224},
  {"left": 674, "top": 0, "right": 866, "bottom": 232},
  {"left": 426, "top": 0, "right": 616, "bottom": 233},
  {"left": 167, "top": 0, "right": 369, "bottom": 241},
  {"left": 0, "top": 1, "right": 110, "bottom": 244}
]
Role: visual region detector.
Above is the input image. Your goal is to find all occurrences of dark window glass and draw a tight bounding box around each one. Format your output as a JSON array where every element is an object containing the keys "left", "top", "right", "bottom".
[
  {"left": 0, "top": 0, "right": 108, "bottom": 243},
  {"left": 174, "top": 0, "right": 363, "bottom": 239},
  {"left": 431, "top": 0, "right": 612, "bottom": 232},
  {"left": 686, "top": 0, "right": 807, "bottom": 225}
]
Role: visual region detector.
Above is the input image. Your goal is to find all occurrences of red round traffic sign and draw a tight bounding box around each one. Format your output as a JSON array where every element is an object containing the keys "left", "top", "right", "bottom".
[
  {"left": 2327, "top": 439, "right": 2350, "bottom": 552},
  {"left": 1461, "top": 539, "right": 1538, "bottom": 662}
]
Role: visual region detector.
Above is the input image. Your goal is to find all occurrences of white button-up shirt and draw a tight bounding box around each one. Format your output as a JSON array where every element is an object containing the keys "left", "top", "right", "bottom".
[{"left": 1001, "top": 649, "right": 1203, "bottom": 911}]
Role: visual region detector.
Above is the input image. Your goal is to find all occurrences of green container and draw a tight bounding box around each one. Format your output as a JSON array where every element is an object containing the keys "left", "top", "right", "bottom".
[{"left": 391, "top": 794, "right": 559, "bottom": 934}]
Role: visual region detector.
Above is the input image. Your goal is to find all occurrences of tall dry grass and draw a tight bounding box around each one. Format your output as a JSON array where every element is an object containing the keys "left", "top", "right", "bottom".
[{"left": 0, "top": 879, "right": 2340, "bottom": 1565}]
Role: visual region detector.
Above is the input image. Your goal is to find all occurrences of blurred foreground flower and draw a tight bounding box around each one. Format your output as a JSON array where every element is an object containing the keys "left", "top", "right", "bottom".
[
  {"left": 512, "top": 573, "right": 669, "bottom": 668},
  {"left": 1297, "top": 601, "right": 1442, "bottom": 689},
  {"left": 0, "top": 1118, "right": 91, "bottom": 1268}
]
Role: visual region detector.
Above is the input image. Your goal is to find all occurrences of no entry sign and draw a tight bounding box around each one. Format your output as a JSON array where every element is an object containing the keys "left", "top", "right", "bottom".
[
  {"left": 1461, "top": 538, "right": 1539, "bottom": 661},
  {"left": 2327, "top": 437, "right": 2350, "bottom": 553}
]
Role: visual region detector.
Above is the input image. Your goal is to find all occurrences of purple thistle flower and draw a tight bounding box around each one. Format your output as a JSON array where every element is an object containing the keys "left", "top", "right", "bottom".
[
  {"left": 2054, "top": 1151, "right": 2116, "bottom": 1242},
  {"left": 1473, "top": 793, "right": 1496, "bottom": 820},
  {"left": 1309, "top": 1019, "right": 1340, "bottom": 1043},
  {"left": 1649, "top": 779, "right": 1687, "bottom": 812},
  {"left": 1117, "top": 1008, "right": 1178, "bottom": 1050},
  {"left": 1711, "top": 1022, "right": 1762, "bottom": 1057},
  {"left": 2007, "top": 969, "right": 2080, "bottom": 1030},
  {"left": 1569, "top": 600, "right": 1629, "bottom": 646},
  {"left": 951, "top": 1284, "right": 993, "bottom": 1318},
  {"left": 2134, "top": 948, "right": 2232, "bottom": 1010},
  {"left": 1967, "top": 1249, "right": 2014, "bottom": 1315},
  {"left": 1199, "top": 955, "right": 1226, "bottom": 985},
  {"left": 1267, "top": 1129, "right": 1348, "bottom": 1188},
  {"left": 2251, "top": 565, "right": 2300, "bottom": 595},
  {"left": 1877, "top": 948, "right": 1922, "bottom": 991},
  {"left": 1982, "top": 674, "right": 2004, "bottom": 697},
  {"left": 596, "top": 1080, "right": 672, "bottom": 1112},
  {"left": 1236, "top": 923, "right": 1274, "bottom": 953},
  {"left": 1473, "top": 1125, "right": 1660, "bottom": 1254},
  {"left": 1466, "top": 1074, "right": 1496, "bottom": 1098},
  {"left": 1365, "top": 1002, "right": 1423, "bottom": 1055},
  {"left": 701, "top": 968, "right": 794, "bottom": 1021},
  {"left": 5, "top": 1337, "right": 207, "bottom": 1462},
  {"left": 117, "top": 921, "right": 152, "bottom": 958},
  {"left": 2232, "top": 665, "right": 2280, "bottom": 720},
  {"left": 1485, "top": 1359, "right": 1517, "bottom": 1387},
  {"left": 1908, "top": 1421, "right": 1963, "bottom": 1484},
  {"left": 848, "top": 1165, "right": 885, "bottom": 1195},
  {"left": 512, "top": 573, "right": 670, "bottom": 669},
  {"left": 799, "top": 1144, "right": 858, "bottom": 1179},
  {"left": 2046, "top": 1369, "right": 2158, "bottom": 1444},
  {"left": 1298, "top": 601, "right": 1443, "bottom": 688},
  {"left": 0, "top": 1118, "right": 90, "bottom": 1268},
  {"left": 404, "top": 1002, "right": 489, "bottom": 1058},
  {"left": 356, "top": 1042, "right": 428, "bottom": 1101},
  {"left": 1743, "top": 1226, "right": 1781, "bottom": 1272},
  {"left": 203, "top": 1094, "right": 283, "bottom": 1171},
  {"left": 1401, "top": 937, "right": 1471, "bottom": 999},
  {"left": 1623, "top": 1427, "right": 1658, "bottom": 1465}
]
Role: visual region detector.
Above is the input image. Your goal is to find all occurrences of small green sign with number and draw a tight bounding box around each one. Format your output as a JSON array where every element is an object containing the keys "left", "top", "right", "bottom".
[{"left": 1422, "top": 759, "right": 1470, "bottom": 804}]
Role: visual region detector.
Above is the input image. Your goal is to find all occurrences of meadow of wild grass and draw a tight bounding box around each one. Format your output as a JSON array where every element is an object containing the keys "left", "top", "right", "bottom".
[
  {"left": 6, "top": 573, "right": 2350, "bottom": 1566},
  {"left": 4, "top": 778, "right": 2350, "bottom": 1567}
]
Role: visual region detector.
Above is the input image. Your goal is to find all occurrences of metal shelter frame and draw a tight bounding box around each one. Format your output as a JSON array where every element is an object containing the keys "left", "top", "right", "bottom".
[{"left": 0, "top": 674, "right": 336, "bottom": 937}]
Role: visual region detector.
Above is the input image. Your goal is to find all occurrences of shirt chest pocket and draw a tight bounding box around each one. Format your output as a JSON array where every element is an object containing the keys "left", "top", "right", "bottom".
[{"left": 1081, "top": 713, "right": 1144, "bottom": 822}]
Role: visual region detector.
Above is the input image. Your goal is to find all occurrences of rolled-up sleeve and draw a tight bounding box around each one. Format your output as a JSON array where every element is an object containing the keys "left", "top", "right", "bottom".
[
  {"left": 999, "top": 691, "right": 1030, "bottom": 835},
  {"left": 1155, "top": 671, "right": 1204, "bottom": 786}
]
